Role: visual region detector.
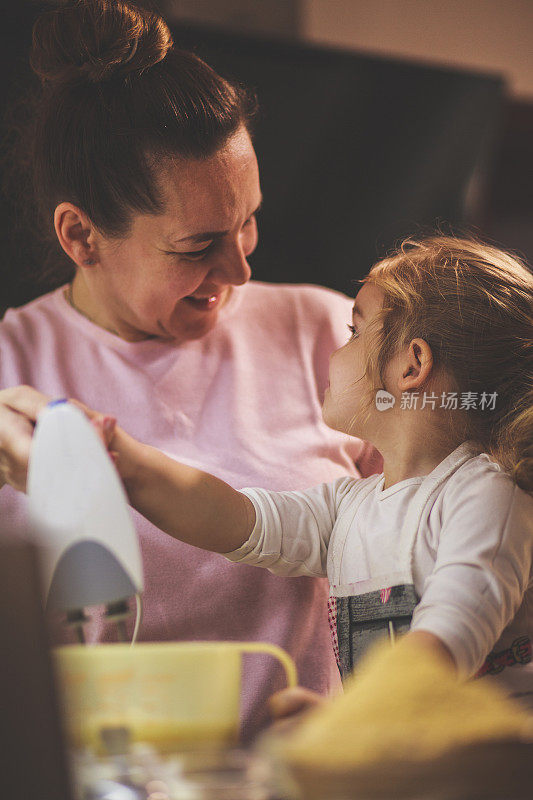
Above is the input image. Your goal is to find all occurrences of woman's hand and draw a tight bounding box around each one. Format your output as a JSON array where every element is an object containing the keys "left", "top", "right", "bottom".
[
  {"left": 0, "top": 386, "right": 51, "bottom": 492},
  {"left": 0, "top": 385, "right": 117, "bottom": 493}
]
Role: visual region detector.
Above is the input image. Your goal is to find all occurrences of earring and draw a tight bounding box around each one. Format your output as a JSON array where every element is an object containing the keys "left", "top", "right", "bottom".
[{"left": 84, "top": 259, "right": 96, "bottom": 266}]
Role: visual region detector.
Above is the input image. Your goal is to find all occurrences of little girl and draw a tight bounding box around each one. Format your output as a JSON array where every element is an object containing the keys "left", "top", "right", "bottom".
[{"left": 69, "top": 236, "right": 533, "bottom": 706}]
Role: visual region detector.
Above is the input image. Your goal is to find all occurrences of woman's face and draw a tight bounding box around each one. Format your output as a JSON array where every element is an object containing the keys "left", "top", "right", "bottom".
[
  {"left": 322, "top": 282, "right": 385, "bottom": 437},
  {"left": 84, "top": 126, "right": 262, "bottom": 342}
]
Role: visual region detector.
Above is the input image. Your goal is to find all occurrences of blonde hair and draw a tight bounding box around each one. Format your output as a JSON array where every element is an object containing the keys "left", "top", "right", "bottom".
[{"left": 360, "top": 235, "right": 533, "bottom": 493}]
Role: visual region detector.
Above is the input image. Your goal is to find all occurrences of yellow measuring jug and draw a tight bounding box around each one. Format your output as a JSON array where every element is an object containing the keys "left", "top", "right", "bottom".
[{"left": 53, "top": 641, "right": 297, "bottom": 753}]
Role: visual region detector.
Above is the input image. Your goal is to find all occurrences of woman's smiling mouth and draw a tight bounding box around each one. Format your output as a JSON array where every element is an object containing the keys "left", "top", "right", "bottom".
[{"left": 183, "top": 292, "right": 223, "bottom": 311}]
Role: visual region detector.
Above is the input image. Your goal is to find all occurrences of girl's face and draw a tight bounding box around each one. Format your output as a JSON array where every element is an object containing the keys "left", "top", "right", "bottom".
[
  {"left": 81, "top": 126, "right": 261, "bottom": 342},
  {"left": 322, "top": 282, "right": 385, "bottom": 437}
]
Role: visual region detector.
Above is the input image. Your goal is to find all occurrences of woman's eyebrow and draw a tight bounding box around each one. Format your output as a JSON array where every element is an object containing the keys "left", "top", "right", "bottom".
[{"left": 168, "top": 198, "right": 263, "bottom": 245}]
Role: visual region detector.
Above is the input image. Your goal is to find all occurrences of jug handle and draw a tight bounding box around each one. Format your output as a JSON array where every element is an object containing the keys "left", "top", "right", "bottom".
[{"left": 234, "top": 642, "right": 298, "bottom": 688}]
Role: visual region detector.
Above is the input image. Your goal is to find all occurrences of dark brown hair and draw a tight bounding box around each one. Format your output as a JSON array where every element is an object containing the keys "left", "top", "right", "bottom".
[{"left": 7, "top": 0, "right": 256, "bottom": 286}]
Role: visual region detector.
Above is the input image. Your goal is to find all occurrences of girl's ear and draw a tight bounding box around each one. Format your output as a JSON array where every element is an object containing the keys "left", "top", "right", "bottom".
[{"left": 397, "top": 338, "right": 434, "bottom": 391}]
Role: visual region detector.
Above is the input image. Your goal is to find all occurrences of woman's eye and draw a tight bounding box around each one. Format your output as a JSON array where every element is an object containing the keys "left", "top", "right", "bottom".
[
  {"left": 347, "top": 323, "right": 359, "bottom": 340},
  {"left": 166, "top": 243, "right": 214, "bottom": 261},
  {"left": 183, "top": 244, "right": 214, "bottom": 260}
]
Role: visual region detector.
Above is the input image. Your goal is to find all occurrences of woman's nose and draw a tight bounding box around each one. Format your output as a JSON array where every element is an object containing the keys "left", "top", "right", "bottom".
[{"left": 213, "top": 242, "right": 253, "bottom": 286}]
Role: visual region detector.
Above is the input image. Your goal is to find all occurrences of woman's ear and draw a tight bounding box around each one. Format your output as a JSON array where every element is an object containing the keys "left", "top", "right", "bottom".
[
  {"left": 397, "top": 338, "right": 434, "bottom": 391},
  {"left": 54, "top": 202, "right": 99, "bottom": 268}
]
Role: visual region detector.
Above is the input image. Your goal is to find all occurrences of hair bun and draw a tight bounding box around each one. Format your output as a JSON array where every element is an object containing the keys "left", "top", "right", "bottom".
[{"left": 30, "top": 0, "right": 173, "bottom": 85}]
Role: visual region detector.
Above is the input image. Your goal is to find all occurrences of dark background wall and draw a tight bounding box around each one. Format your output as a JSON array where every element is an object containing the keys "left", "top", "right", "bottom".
[
  {"left": 163, "top": 0, "right": 533, "bottom": 277},
  {"left": 1, "top": 1, "right": 529, "bottom": 316},
  {"left": 170, "top": 23, "right": 503, "bottom": 295}
]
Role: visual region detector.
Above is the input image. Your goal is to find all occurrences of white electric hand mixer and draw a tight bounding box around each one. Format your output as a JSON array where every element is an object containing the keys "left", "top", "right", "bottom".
[{"left": 27, "top": 400, "right": 144, "bottom": 642}]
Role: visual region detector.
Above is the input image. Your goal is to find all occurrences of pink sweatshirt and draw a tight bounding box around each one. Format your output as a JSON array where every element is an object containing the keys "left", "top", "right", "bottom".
[{"left": 0, "top": 280, "right": 382, "bottom": 740}]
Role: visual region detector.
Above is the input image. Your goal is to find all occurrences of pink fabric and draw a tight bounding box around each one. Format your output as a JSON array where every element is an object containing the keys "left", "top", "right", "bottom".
[{"left": 0, "top": 280, "right": 382, "bottom": 740}]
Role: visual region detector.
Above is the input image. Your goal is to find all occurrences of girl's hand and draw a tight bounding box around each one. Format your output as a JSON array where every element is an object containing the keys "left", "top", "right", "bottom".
[
  {"left": 87, "top": 412, "right": 144, "bottom": 491},
  {"left": 268, "top": 686, "right": 326, "bottom": 719},
  {"left": 403, "top": 630, "right": 457, "bottom": 672},
  {"left": 267, "top": 686, "right": 326, "bottom": 735},
  {"left": 0, "top": 386, "right": 117, "bottom": 493},
  {"left": 48, "top": 398, "right": 141, "bottom": 488}
]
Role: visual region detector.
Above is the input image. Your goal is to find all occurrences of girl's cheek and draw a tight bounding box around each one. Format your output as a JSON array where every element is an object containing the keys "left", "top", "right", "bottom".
[{"left": 328, "top": 362, "right": 346, "bottom": 395}]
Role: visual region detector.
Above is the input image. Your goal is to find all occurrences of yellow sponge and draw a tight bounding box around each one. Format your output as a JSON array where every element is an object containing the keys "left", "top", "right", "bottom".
[{"left": 284, "top": 637, "right": 530, "bottom": 770}]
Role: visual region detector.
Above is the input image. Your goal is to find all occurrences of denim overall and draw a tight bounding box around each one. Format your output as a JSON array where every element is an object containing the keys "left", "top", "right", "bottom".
[{"left": 328, "top": 443, "right": 492, "bottom": 678}]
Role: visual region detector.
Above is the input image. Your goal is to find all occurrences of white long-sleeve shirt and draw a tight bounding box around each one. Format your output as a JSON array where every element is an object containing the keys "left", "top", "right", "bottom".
[{"left": 225, "top": 447, "right": 533, "bottom": 703}]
